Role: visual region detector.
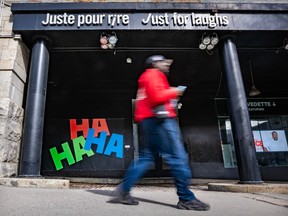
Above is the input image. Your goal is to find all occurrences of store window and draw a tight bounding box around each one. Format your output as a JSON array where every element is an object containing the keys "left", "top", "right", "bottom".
[{"left": 218, "top": 116, "right": 288, "bottom": 168}]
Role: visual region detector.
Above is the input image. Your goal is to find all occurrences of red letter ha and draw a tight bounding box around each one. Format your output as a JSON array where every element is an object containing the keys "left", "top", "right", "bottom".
[
  {"left": 70, "top": 119, "right": 89, "bottom": 140},
  {"left": 92, "top": 119, "right": 110, "bottom": 136}
]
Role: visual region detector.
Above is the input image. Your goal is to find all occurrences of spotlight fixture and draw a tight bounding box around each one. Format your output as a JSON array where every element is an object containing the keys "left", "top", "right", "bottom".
[
  {"left": 199, "top": 33, "right": 219, "bottom": 51},
  {"left": 199, "top": 43, "right": 207, "bottom": 50},
  {"left": 248, "top": 59, "right": 261, "bottom": 97},
  {"left": 284, "top": 38, "right": 288, "bottom": 50},
  {"left": 100, "top": 32, "right": 118, "bottom": 49},
  {"left": 207, "top": 44, "right": 214, "bottom": 50},
  {"left": 100, "top": 33, "right": 109, "bottom": 49},
  {"left": 202, "top": 33, "right": 211, "bottom": 45},
  {"left": 211, "top": 33, "right": 219, "bottom": 45}
]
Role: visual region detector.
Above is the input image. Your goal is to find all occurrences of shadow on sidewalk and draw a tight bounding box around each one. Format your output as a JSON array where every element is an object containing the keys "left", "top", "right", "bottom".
[{"left": 86, "top": 189, "right": 176, "bottom": 208}]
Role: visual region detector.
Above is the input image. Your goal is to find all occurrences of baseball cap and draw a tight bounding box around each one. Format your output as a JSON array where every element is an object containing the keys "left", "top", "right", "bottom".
[{"left": 145, "top": 55, "right": 173, "bottom": 67}]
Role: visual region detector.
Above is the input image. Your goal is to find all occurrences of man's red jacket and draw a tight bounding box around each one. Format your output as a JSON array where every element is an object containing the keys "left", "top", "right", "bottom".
[{"left": 134, "top": 68, "right": 178, "bottom": 122}]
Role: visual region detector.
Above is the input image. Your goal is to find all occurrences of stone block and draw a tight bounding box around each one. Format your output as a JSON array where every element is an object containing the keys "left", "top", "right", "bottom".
[
  {"left": 0, "top": 59, "right": 14, "bottom": 70},
  {"left": 0, "top": 39, "right": 9, "bottom": 46},
  {"left": 7, "top": 99, "right": 24, "bottom": 124},
  {"left": 14, "top": 41, "right": 29, "bottom": 83},
  {"left": 0, "top": 98, "right": 24, "bottom": 124},
  {"left": 5, "top": 120, "right": 22, "bottom": 142},
  {"left": 1, "top": 48, "right": 17, "bottom": 60},
  {"left": 0, "top": 70, "right": 24, "bottom": 105},
  {"left": 0, "top": 119, "right": 6, "bottom": 138},
  {"left": 0, "top": 139, "right": 20, "bottom": 163},
  {"left": 0, "top": 99, "right": 23, "bottom": 141},
  {"left": 0, "top": 162, "right": 17, "bottom": 177},
  {"left": 208, "top": 182, "right": 288, "bottom": 195},
  {"left": 0, "top": 178, "right": 70, "bottom": 189},
  {"left": 0, "top": 98, "right": 23, "bottom": 177},
  {"left": 0, "top": 71, "right": 11, "bottom": 98},
  {"left": 10, "top": 85, "right": 24, "bottom": 106},
  {"left": 0, "top": 39, "right": 28, "bottom": 83},
  {"left": 0, "top": 98, "right": 9, "bottom": 117}
]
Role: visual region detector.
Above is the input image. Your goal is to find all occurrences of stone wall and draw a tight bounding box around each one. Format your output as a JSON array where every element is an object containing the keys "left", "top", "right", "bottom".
[{"left": 0, "top": 2, "right": 29, "bottom": 177}]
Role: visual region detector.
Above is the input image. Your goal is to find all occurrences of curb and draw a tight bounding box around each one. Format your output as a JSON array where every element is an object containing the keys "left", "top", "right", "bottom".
[
  {"left": 208, "top": 183, "right": 288, "bottom": 194},
  {"left": 0, "top": 178, "right": 69, "bottom": 189}
]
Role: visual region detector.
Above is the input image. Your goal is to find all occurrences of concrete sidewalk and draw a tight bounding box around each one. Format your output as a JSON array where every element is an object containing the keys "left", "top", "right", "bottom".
[{"left": 1, "top": 184, "right": 287, "bottom": 216}]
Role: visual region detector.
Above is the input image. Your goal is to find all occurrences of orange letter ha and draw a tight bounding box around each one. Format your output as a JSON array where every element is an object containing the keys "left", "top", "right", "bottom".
[
  {"left": 92, "top": 119, "right": 110, "bottom": 136},
  {"left": 70, "top": 119, "right": 89, "bottom": 140}
]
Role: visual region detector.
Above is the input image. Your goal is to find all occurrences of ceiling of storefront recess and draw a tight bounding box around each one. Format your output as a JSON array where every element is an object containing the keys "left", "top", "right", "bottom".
[{"left": 45, "top": 30, "right": 288, "bottom": 103}]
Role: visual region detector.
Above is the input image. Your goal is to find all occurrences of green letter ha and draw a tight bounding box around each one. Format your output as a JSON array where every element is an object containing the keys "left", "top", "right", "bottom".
[
  {"left": 50, "top": 142, "right": 75, "bottom": 170},
  {"left": 73, "top": 136, "right": 94, "bottom": 162},
  {"left": 50, "top": 136, "right": 95, "bottom": 170}
]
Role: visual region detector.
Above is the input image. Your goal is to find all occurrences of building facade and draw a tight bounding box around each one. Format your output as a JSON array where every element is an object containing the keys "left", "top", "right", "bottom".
[{"left": 0, "top": 0, "right": 288, "bottom": 181}]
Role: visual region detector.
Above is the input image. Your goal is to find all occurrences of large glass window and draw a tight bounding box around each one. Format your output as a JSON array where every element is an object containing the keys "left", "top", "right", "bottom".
[{"left": 218, "top": 116, "right": 288, "bottom": 168}]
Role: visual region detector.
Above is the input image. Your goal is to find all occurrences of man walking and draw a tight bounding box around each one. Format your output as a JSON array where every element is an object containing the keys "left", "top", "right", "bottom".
[{"left": 116, "top": 55, "right": 210, "bottom": 211}]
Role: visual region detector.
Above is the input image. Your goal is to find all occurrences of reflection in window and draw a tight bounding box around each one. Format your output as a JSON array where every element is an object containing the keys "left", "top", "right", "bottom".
[{"left": 218, "top": 116, "right": 288, "bottom": 168}]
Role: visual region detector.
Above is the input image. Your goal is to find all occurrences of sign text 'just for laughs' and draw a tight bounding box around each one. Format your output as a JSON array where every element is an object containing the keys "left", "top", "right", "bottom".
[{"left": 42, "top": 12, "right": 229, "bottom": 29}]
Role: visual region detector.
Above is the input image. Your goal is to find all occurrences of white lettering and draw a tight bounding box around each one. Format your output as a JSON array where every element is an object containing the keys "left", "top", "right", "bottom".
[
  {"left": 247, "top": 102, "right": 272, "bottom": 107},
  {"left": 172, "top": 13, "right": 189, "bottom": 26},
  {"left": 191, "top": 13, "right": 229, "bottom": 28},
  {"left": 77, "top": 15, "right": 85, "bottom": 27},
  {"left": 42, "top": 13, "right": 75, "bottom": 26},
  {"left": 142, "top": 13, "right": 169, "bottom": 26},
  {"left": 41, "top": 12, "right": 229, "bottom": 29},
  {"left": 77, "top": 14, "right": 105, "bottom": 28},
  {"left": 108, "top": 14, "right": 130, "bottom": 27},
  {"left": 142, "top": 13, "right": 151, "bottom": 25}
]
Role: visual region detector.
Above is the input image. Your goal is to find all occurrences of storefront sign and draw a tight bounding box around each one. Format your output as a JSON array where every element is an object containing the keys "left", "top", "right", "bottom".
[
  {"left": 41, "top": 12, "right": 229, "bottom": 29},
  {"left": 215, "top": 98, "right": 288, "bottom": 116},
  {"left": 247, "top": 101, "right": 277, "bottom": 112},
  {"left": 11, "top": 3, "right": 288, "bottom": 31}
]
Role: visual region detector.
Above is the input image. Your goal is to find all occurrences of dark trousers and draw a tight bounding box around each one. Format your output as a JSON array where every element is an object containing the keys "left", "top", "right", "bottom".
[{"left": 121, "top": 117, "right": 196, "bottom": 201}]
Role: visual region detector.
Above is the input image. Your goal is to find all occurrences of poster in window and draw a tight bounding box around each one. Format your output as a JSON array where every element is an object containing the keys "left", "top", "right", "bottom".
[{"left": 253, "top": 130, "right": 288, "bottom": 152}]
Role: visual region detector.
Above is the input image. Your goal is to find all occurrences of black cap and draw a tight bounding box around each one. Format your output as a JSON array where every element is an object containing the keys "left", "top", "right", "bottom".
[{"left": 145, "top": 55, "right": 173, "bottom": 68}]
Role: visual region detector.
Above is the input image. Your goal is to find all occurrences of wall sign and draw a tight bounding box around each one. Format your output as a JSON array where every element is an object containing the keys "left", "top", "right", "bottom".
[
  {"left": 12, "top": 11, "right": 288, "bottom": 31},
  {"left": 11, "top": 3, "right": 288, "bottom": 31},
  {"left": 215, "top": 98, "right": 288, "bottom": 116},
  {"left": 41, "top": 12, "right": 229, "bottom": 29}
]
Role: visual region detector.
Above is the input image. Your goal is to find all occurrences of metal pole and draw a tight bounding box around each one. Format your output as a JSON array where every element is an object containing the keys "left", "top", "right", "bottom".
[
  {"left": 19, "top": 38, "right": 50, "bottom": 177},
  {"left": 219, "top": 37, "right": 262, "bottom": 184}
]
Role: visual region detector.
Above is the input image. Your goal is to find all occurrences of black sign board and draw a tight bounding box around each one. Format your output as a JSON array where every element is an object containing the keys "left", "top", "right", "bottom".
[
  {"left": 11, "top": 3, "right": 288, "bottom": 31},
  {"left": 215, "top": 98, "right": 288, "bottom": 116}
]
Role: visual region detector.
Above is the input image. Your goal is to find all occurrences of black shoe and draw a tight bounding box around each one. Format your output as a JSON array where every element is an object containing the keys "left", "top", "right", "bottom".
[
  {"left": 117, "top": 192, "right": 139, "bottom": 205},
  {"left": 177, "top": 199, "right": 210, "bottom": 211},
  {"left": 114, "top": 186, "right": 139, "bottom": 205}
]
